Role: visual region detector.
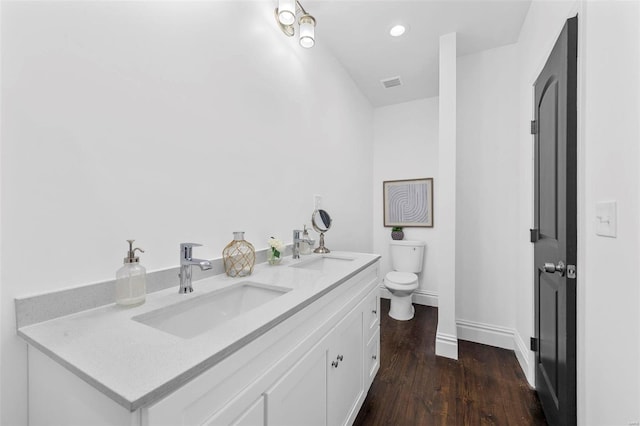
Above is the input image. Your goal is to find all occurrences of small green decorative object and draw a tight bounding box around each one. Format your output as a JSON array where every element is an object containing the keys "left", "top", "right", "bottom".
[{"left": 391, "top": 227, "right": 404, "bottom": 240}]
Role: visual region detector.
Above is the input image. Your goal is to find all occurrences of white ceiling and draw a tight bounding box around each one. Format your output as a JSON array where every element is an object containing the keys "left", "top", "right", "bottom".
[{"left": 305, "top": 0, "right": 532, "bottom": 107}]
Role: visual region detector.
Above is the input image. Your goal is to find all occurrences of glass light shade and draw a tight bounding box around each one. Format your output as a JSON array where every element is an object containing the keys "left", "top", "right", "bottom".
[
  {"left": 278, "top": 0, "right": 296, "bottom": 26},
  {"left": 299, "top": 15, "right": 315, "bottom": 48},
  {"left": 389, "top": 25, "right": 406, "bottom": 37}
]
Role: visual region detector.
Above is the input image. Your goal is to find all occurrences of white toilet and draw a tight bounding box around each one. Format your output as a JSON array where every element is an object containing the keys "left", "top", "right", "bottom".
[{"left": 384, "top": 240, "right": 426, "bottom": 321}]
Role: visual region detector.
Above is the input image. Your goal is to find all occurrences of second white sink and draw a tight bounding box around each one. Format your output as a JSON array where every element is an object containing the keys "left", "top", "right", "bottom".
[{"left": 133, "top": 282, "right": 291, "bottom": 339}]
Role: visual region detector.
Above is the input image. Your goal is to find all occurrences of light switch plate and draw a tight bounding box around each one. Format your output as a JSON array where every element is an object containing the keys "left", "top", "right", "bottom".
[
  {"left": 314, "top": 194, "right": 322, "bottom": 209},
  {"left": 595, "top": 201, "right": 617, "bottom": 238}
]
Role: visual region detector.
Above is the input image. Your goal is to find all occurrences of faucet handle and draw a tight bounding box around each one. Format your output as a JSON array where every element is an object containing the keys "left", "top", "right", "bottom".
[
  {"left": 180, "top": 242, "right": 203, "bottom": 261},
  {"left": 180, "top": 242, "right": 202, "bottom": 249}
]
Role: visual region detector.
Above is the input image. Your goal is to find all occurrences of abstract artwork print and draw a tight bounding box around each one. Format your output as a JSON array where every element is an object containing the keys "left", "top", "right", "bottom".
[{"left": 383, "top": 178, "right": 433, "bottom": 227}]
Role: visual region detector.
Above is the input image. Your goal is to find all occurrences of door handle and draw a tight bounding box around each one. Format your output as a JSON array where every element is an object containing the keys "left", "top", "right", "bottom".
[
  {"left": 543, "top": 261, "right": 565, "bottom": 276},
  {"left": 331, "top": 354, "right": 344, "bottom": 368}
]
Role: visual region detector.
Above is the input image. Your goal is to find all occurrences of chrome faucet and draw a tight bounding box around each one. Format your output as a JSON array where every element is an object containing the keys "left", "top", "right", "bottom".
[
  {"left": 179, "top": 243, "right": 212, "bottom": 293},
  {"left": 292, "top": 229, "right": 315, "bottom": 259}
]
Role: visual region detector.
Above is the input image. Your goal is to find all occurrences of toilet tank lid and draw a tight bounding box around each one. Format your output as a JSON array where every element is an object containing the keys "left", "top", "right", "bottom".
[
  {"left": 386, "top": 271, "right": 417, "bottom": 285},
  {"left": 390, "top": 240, "right": 426, "bottom": 246}
]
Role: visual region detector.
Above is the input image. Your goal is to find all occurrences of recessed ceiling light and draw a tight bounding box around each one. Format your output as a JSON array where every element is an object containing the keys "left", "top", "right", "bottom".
[{"left": 389, "top": 25, "right": 406, "bottom": 37}]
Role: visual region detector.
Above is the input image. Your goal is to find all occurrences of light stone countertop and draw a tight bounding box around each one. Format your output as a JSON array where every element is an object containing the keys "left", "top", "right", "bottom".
[{"left": 18, "top": 251, "right": 380, "bottom": 412}]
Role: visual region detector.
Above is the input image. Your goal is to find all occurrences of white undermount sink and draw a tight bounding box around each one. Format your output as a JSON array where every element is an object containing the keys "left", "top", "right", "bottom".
[
  {"left": 133, "top": 282, "right": 291, "bottom": 339},
  {"left": 289, "top": 255, "right": 356, "bottom": 272}
]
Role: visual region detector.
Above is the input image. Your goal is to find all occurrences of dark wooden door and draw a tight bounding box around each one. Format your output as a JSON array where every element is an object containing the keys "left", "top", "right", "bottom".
[{"left": 533, "top": 16, "right": 577, "bottom": 426}]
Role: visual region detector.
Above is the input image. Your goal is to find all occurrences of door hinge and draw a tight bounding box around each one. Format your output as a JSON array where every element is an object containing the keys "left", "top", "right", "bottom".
[
  {"left": 567, "top": 264, "right": 577, "bottom": 279},
  {"left": 530, "top": 228, "right": 539, "bottom": 243},
  {"left": 530, "top": 120, "right": 538, "bottom": 135},
  {"left": 530, "top": 337, "right": 539, "bottom": 352}
]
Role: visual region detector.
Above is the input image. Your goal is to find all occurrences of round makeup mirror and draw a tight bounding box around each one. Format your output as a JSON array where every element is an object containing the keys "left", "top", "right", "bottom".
[{"left": 311, "top": 209, "right": 331, "bottom": 253}]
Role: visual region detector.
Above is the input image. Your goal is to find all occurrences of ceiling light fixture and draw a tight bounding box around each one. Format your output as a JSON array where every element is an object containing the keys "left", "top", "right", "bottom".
[
  {"left": 275, "top": 1, "right": 316, "bottom": 49},
  {"left": 277, "top": 0, "right": 296, "bottom": 26},
  {"left": 389, "top": 25, "right": 406, "bottom": 37}
]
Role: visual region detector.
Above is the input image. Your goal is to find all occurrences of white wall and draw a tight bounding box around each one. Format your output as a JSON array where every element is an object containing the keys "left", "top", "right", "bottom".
[
  {"left": 0, "top": 2, "right": 374, "bottom": 425},
  {"left": 456, "top": 43, "right": 519, "bottom": 346},
  {"left": 515, "top": 1, "right": 640, "bottom": 424},
  {"left": 372, "top": 97, "right": 439, "bottom": 304},
  {"left": 581, "top": 2, "right": 640, "bottom": 424},
  {"left": 514, "top": 0, "right": 579, "bottom": 384},
  {"left": 435, "top": 32, "right": 458, "bottom": 359}
]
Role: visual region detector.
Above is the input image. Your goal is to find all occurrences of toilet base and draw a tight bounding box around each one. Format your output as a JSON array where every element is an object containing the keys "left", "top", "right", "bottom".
[{"left": 388, "top": 293, "right": 415, "bottom": 321}]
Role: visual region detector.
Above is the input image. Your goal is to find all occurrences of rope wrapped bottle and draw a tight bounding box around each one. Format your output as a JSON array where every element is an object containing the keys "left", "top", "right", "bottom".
[{"left": 223, "top": 232, "right": 255, "bottom": 277}]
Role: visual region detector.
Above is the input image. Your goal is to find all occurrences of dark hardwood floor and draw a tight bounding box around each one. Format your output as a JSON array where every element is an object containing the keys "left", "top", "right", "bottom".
[{"left": 354, "top": 299, "right": 547, "bottom": 426}]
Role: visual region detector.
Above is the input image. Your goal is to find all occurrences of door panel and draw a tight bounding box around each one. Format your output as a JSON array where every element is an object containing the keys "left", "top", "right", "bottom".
[
  {"left": 538, "top": 271, "right": 559, "bottom": 408},
  {"left": 533, "top": 16, "right": 577, "bottom": 426},
  {"left": 539, "top": 80, "right": 559, "bottom": 240}
]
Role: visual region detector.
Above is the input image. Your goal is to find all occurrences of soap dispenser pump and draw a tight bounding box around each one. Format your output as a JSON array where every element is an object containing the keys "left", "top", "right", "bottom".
[{"left": 116, "top": 240, "right": 147, "bottom": 306}]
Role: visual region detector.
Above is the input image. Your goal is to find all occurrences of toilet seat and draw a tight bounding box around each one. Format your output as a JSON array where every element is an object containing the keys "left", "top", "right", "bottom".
[
  {"left": 385, "top": 271, "right": 417, "bottom": 285},
  {"left": 384, "top": 271, "right": 418, "bottom": 291}
]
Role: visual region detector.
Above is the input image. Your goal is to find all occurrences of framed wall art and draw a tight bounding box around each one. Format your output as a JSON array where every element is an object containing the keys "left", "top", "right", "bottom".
[{"left": 383, "top": 178, "right": 434, "bottom": 227}]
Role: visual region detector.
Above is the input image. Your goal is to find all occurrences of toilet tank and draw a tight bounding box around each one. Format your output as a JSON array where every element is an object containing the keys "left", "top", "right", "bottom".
[{"left": 390, "top": 240, "right": 426, "bottom": 273}]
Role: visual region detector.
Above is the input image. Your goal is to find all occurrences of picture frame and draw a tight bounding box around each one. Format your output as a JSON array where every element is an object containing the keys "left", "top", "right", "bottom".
[{"left": 383, "top": 178, "right": 434, "bottom": 228}]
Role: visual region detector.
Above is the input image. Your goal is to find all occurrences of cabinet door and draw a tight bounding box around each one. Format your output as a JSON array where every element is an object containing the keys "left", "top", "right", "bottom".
[
  {"left": 365, "top": 328, "right": 380, "bottom": 390},
  {"left": 327, "top": 309, "right": 364, "bottom": 426},
  {"left": 265, "top": 342, "right": 327, "bottom": 426},
  {"left": 363, "top": 290, "right": 380, "bottom": 343}
]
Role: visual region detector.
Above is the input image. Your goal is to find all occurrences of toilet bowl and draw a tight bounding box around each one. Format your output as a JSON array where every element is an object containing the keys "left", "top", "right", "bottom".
[
  {"left": 384, "top": 240, "right": 425, "bottom": 321},
  {"left": 385, "top": 271, "right": 419, "bottom": 320}
]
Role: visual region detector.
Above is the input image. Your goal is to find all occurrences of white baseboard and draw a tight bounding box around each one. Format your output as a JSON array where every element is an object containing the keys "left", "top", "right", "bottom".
[
  {"left": 378, "top": 286, "right": 438, "bottom": 307},
  {"left": 413, "top": 289, "right": 438, "bottom": 307},
  {"left": 456, "top": 319, "right": 515, "bottom": 350},
  {"left": 514, "top": 331, "right": 535, "bottom": 386},
  {"left": 456, "top": 320, "right": 534, "bottom": 386},
  {"left": 435, "top": 332, "right": 459, "bottom": 360}
]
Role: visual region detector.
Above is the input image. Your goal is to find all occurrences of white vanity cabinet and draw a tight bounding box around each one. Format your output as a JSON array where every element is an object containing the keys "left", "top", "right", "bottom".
[
  {"left": 27, "top": 259, "right": 380, "bottom": 426},
  {"left": 265, "top": 290, "right": 369, "bottom": 426},
  {"left": 149, "top": 264, "right": 380, "bottom": 426}
]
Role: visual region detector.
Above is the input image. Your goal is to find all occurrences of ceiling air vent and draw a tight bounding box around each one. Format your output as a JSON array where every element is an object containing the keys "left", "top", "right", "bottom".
[{"left": 381, "top": 76, "right": 402, "bottom": 89}]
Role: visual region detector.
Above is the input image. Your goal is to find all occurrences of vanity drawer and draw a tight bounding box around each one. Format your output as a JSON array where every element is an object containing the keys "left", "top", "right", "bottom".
[
  {"left": 364, "top": 288, "right": 380, "bottom": 343},
  {"left": 365, "top": 328, "right": 380, "bottom": 388}
]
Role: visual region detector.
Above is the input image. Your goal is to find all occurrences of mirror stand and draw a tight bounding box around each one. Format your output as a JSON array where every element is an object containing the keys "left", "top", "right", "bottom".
[
  {"left": 314, "top": 233, "right": 330, "bottom": 253},
  {"left": 312, "top": 208, "right": 332, "bottom": 254}
]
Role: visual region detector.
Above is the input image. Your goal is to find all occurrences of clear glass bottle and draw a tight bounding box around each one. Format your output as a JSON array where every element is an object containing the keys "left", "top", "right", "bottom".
[
  {"left": 116, "top": 240, "right": 146, "bottom": 306},
  {"left": 223, "top": 232, "right": 255, "bottom": 277}
]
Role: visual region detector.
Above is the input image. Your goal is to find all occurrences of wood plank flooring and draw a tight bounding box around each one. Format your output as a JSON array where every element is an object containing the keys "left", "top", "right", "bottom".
[{"left": 354, "top": 299, "right": 547, "bottom": 426}]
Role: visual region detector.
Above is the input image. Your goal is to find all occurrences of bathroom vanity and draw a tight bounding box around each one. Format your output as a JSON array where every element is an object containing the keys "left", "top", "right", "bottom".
[{"left": 18, "top": 252, "right": 381, "bottom": 426}]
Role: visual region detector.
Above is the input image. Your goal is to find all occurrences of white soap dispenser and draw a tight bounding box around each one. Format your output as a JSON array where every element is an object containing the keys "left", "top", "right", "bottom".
[
  {"left": 116, "top": 239, "right": 147, "bottom": 306},
  {"left": 300, "top": 225, "right": 312, "bottom": 255}
]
